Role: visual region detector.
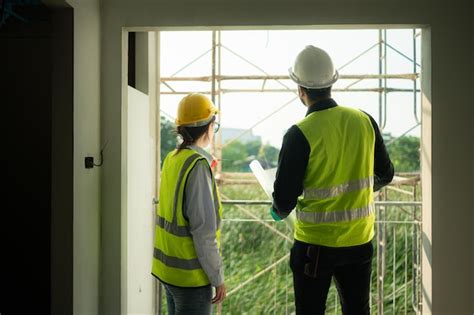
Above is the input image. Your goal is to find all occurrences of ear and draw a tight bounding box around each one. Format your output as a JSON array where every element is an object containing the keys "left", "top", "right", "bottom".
[
  {"left": 206, "top": 122, "right": 214, "bottom": 138},
  {"left": 298, "top": 86, "right": 305, "bottom": 98}
]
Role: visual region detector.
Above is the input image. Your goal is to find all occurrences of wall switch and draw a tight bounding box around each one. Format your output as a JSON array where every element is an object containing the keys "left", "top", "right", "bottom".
[{"left": 85, "top": 157, "right": 94, "bottom": 169}]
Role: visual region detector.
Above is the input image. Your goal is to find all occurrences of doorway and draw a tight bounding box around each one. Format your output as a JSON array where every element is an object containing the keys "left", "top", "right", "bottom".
[{"left": 122, "top": 27, "right": 430, "bottom": 314}]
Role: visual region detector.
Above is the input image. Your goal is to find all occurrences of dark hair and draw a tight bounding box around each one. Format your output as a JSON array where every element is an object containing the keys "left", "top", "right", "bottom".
[
  {"left": 301, "top": 86, "right": 332, "bottom": 101},
  {"left": 175, "top": 116, "right": 216, "bottom": 154}
]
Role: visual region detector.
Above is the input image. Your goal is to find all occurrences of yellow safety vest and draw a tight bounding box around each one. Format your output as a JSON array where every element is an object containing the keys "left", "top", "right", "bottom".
[
  {"left": 295, "top": 106, "right": 375, "bottom": 247},
  {"left": 152, "top": 148, "right": 222, "bottom": 287}
]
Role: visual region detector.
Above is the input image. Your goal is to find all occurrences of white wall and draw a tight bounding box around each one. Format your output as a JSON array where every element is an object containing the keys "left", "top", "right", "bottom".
[
  {"left": 99, "top": 0, "right": 473, "bottom": 314},
  {"left": 66, "top": 0, "right": 101, "bottom": 314}
]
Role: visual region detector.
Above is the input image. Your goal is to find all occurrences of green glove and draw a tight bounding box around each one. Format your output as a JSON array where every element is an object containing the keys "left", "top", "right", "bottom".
[{"left": 270, "top": 207, "right": 282, "bottom": 221}]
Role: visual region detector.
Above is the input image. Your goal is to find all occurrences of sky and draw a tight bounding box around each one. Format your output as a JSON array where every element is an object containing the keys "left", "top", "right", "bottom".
[{"left": 159, "top": 29, "right": 421, "bottom": 148}]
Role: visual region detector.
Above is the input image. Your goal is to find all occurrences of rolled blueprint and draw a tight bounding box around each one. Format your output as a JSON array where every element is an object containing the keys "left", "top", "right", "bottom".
[
  {"left": 249, "top": 160, "right": 295, "bottom": 227},
  {"left": 249, "top": 160, "right": 275, "bottom": 198}
]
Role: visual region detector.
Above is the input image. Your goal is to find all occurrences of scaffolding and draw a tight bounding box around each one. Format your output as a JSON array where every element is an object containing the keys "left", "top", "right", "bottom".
[
  {"left": 160, "top": 29, "right": 421, "bottom": 174},
  {"left": 219, "top": 177, "right": 422, "bottom": 314},
  {"left": 158, "top": 29, "right": 422, "bottom": 314}
]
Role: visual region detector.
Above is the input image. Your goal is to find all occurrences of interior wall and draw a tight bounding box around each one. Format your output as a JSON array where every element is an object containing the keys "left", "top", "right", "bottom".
[
  {"left": 470, "top": 5, "right": 474, "bottom": 313},
  {"left": 65, "top": 0, "right": 101, "bottom": 314},
  {"left": 100, "top": 0, "right": 473, "bottom": 314},
  {"left": 1, "top": 3, "right": 76, "bottom": 314},
  {"left": 428, "top": 5, "right": 472, "bottom": 313},
  {"left": 420, "top": 28, "right": 433, "bottom": 313}
]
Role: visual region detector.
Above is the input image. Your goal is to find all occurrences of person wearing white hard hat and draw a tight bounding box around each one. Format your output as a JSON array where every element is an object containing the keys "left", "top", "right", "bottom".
[{"left": 270, "top": 46, "right": 394, "bottom": 314}]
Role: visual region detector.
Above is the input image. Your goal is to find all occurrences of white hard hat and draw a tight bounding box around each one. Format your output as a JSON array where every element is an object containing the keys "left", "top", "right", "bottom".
[{"left": 288, "top": 45, "right": 339, "bottom": 89}]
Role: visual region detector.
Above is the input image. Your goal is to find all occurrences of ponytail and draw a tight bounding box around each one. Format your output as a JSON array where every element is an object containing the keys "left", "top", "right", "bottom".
[{"left": 175, "top": 116, "right": 216, "bottom": 154}]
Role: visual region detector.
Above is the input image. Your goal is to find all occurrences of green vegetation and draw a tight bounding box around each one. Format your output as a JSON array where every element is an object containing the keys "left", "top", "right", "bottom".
[
  {"left": 217, "top": 184, "right": 421, "bottom": 314},
  {"left": 161, "top": 116, "right": 421, "bottom": 174},
  {"left": 386, "top": 135, "right": 420, "bottom": 172},
  {"left": 222, "top": 140, "right": 279, "bottom": 172},
  {"left": 159, "top": 116, "right": 280, "bottom": 171},
  {"left": 161, "top": 115, "right": 421, "bottom": 173},
  {"left": 219, "top": 185, "right": 294, "bottom": 314},
  {"left": 160, "top": 116, "right": 176, "bottom": 165},
  {"left": 160, "top": 183, "right": 422, "bottom": 314},
  {"left": 159, "top": 116, "right": 422, "bottom": 314}
]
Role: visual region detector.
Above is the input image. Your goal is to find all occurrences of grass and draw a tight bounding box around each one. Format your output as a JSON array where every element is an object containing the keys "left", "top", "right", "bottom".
[
  {"left": 218, "top": 182, "right": 421, "bottom": 315},
  {"left": 160, "top": 181, "right": 421, "bottom": 314}
]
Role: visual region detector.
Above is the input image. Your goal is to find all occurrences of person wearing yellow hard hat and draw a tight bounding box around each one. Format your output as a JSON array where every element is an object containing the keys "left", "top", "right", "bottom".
[
  {"left": 152, "top": 93, "right": 226, "bottom": 314},
  {"left": 270, "top": 46, "right": 394, "bottom": 314}
]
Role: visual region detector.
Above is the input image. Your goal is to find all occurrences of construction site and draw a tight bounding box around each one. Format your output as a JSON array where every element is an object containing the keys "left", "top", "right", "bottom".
[
  {"left": 2, "top": 1, "right": 472, "bottom": 315},
  {"left": 141, "top": 29, "right": 422, "bottom": 314}
]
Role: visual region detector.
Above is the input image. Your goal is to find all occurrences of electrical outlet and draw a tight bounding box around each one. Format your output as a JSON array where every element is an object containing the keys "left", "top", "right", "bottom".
[{"left": 85, "top": 157, "right": 94, "bottom": 169}]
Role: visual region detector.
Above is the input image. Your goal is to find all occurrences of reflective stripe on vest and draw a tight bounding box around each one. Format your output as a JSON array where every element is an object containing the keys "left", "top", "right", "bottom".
[
  {"left": 152, "top": 149, "right": 223, "bottom": 287},
  {"left": 153, "top": 248, "right": 201, "bottom": 270},
  {"left": 294, "top": 106, "right": 376, "bottom": 247},
  {"left": 155, "top": 215, "right": 190, "bottom": 237},
  {"left": 155, "top": 153, "right": 201, "bottom": 238},
  {"left": 155, "top": 153, "right": 221, "bottom": 238},
  {"left": 296, "top": 203, "right": 374, "bottom": 223},
  {"left": 303, "top": 176, "right": 374, "bottom": 200}
]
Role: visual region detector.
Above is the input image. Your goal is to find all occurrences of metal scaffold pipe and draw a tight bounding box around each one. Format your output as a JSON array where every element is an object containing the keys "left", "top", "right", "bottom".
[
  {"left": 160, "top": 87, "right": 420, "bottom": 95},
  {"left": 160, "top": 73, "right": 419, "bottom": 82}
]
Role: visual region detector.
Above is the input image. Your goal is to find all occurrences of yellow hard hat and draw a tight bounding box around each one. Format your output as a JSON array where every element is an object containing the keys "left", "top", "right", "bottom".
[{"left": 175, "top": 93, "right": 219, "bottom": 127}]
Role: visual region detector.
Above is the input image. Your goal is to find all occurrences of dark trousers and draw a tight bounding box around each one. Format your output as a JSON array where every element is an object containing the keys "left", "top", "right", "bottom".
[{"left": 290, "top": 239, "right": 373, "bottom": 315}]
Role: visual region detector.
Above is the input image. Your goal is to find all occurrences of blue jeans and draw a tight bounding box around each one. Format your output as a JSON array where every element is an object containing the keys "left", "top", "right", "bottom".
[{"left": 163, "top": 283, "right": 213, "bottom": 315}]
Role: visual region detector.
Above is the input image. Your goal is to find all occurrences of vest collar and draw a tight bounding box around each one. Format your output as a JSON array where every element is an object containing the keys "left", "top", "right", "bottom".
[
  {"left": 305, "top": 98, "right": 338, "bottom": 117},
  {"left": 187, "top": 145, "right": 213, "bottom": 165}
]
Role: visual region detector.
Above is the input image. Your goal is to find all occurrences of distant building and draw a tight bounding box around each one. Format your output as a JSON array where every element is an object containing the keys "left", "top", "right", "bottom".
[
  {"left": 221, "top": 128, "right": 261, "bottom": 144},
  {"left": 382, "top": 132, "right": 393, "bottom": 143}
]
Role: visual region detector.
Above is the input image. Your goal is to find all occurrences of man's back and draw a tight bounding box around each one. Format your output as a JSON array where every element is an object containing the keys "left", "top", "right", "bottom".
[
  {"left": 276, "top": 45, "right": 394, "bottom": 314},
  {"left": 296, "top": 106, "right": 375, "bottom": 189},
  {"left": 294, "top": 105, "right": 376, "bottom": 247}
]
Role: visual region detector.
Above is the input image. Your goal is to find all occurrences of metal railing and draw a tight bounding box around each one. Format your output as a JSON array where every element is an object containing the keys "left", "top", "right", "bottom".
[{"left": 217, "top": 199, "right": 422, "bottom": 315}]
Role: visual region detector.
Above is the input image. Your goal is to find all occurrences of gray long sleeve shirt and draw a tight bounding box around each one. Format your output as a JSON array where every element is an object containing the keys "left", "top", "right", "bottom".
[{"left": 183, "top": 145, "right": 224, "bottom": 287}]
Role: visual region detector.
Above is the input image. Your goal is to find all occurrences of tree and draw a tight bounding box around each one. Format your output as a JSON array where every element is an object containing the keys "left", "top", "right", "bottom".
[
  {"left": 258, "top": 143, "right": 280, "bottom": 168},
  {"left": 160, "top": 120, "right": 284, "bottom": 172},
  {"left": 221, "top": 139, "right": 280, "bottom": 172},
  {"left": 222, "top": 141, "right": 249, "bottom": 172},
  {"left": 245, "top": 140, "right": 262, "bottom": 158},
  {"left": 386, "top": 135, "right": 420, "bottom": 172},
  {"left": 160, "top": 116, "right": 176, "bottom": 163}
]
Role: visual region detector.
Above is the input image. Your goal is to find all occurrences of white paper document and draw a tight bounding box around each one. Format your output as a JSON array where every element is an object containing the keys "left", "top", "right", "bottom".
[
  {"left": 249, "top": 160, "right": 276, "bottom": 199},
  {"left": 249, "top": 160, "right": 295, "bottom": 227}
]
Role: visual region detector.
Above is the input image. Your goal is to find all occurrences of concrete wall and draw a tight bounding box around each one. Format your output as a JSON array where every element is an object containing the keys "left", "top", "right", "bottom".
[
  {"left": 66, "top": 0, "right": 101, "bottom": 314},
  {"left": 99, "top": 0, "right": 473, "bottom": 314}
]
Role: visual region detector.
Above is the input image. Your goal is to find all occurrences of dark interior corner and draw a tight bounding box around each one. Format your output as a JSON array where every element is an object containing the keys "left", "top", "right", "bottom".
[{"left": 0, "top": 1, "right": 73, "bottom": 314}]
